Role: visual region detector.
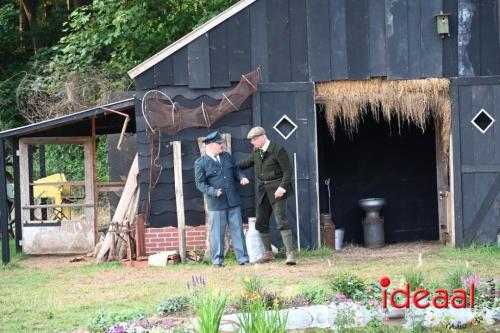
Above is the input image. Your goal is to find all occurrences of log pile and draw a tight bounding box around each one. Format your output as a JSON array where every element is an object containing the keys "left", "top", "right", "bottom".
[{"left": 95, "top": 154, "right": 140, "bottom": 263}]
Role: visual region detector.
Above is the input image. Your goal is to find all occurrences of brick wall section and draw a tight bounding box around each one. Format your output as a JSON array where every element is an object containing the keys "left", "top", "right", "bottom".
[{"left": 145, "top": 224, "right": 249, "bottom": 254}]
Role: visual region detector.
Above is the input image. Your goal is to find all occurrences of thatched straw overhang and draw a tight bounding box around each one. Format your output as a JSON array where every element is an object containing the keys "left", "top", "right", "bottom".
[{"left": 316, "top": 78, "right": 451, "bottom": 156}]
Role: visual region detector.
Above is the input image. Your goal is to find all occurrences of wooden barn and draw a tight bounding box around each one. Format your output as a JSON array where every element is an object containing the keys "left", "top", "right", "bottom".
[
  {"left": 2, "top": 0, "right": 500, "bottom": 263},
  {"left": 127, "top": 0, "right": 500, "bottom": 251}
]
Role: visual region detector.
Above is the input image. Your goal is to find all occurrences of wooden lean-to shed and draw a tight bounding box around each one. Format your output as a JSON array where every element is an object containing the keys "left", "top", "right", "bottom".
[
  {"left": 0, "top": 99, "right": 136, "bottom": 263},
  {"left": 128, "top": 0, "right": 500, "bottom": 250}
]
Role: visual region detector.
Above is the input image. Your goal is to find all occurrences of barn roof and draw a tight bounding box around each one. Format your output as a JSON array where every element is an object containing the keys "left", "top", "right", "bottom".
[{"left": 127, "top": 0, "right": 256, "bottom": 79}]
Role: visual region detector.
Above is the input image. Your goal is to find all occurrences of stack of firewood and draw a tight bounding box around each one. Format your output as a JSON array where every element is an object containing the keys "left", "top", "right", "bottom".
[{"left": 95, "top": 155, "right": 140, "bottom": 263}]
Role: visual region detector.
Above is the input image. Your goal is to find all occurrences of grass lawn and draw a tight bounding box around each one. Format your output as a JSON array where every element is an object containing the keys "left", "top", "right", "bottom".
[{"left": 0, "top": 241, "right": 498, "bottom": 333}]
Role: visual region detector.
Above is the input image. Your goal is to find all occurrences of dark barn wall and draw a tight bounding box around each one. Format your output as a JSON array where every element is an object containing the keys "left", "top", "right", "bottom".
[
  {"left": 135, "top": 0, "right": 500, "bottom": 93},
  {"left": 134, "top": 92, "right": 255, "bottom": 228},
  {"left": 132, "top": 0, "right": 500, "bottom": 233}
]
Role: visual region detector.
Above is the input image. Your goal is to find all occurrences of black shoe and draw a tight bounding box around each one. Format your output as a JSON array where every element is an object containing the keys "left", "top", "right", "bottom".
[
  {"left": 238, "top": 262, "right": 250, "bottom": 266},
  {"left": 213, "top": 263, "right": 225, "bottom": 268}
]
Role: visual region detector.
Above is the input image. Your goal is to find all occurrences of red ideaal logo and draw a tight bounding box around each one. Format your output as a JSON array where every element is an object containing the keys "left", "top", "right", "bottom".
[{"left": 379, "top": 276, "right": 475, "bottom": 309}]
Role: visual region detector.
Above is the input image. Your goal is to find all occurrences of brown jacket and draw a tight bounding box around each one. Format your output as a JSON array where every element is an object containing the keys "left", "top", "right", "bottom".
[{"left": 237, "top": 141, "right": 294, "bottom": 204}]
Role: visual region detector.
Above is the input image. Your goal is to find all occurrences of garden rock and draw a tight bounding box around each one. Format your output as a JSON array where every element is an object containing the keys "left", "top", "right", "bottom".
[{"left": 386, "top": 308, "right": 406, "bottom": 319}]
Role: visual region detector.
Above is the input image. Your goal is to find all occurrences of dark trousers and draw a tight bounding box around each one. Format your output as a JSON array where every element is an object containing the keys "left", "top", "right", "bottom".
[{"left": 256, "top": 192, "right": 290, "bottom": 234}]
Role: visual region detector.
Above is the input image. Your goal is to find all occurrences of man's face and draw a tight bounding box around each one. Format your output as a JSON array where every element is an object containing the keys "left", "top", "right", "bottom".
[
  {"left": 250, "top": 134, "right": 266, "bottom": 149},
  {"left": 207, "top": 141, "right": 224, "bottom": 155}
]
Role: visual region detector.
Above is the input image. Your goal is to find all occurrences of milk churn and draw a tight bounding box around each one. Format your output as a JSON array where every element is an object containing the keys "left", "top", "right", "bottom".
[{"left": 245, "top": 217, "right": 265, "bottom": 263}]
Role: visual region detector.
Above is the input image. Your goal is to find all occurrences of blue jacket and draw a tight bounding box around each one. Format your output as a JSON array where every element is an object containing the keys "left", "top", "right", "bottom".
[{"left": 194, "top": 152, "right": 246, "bottom": 211}]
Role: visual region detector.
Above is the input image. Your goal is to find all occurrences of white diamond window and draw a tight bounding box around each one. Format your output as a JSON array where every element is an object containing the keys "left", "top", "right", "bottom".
[
  {"left": 471, "top": 108, "right": 495, "bottom": 134},
  {"left": 273, "top": 115, "right": 298, "bottom": 140}
]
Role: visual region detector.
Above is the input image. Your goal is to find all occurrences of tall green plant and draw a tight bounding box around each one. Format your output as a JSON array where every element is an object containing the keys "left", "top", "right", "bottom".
[
  {"left": 403, "top": 267, "right": 425, "bottom": 291},
  {"left": 192, "top": 290, "right": 227, "bottom": 333},
  {"left": 445, "top": 264, "right": 474, "bottom": 290},
  {"left": 237, "top": 299, "right": 287, "bottom": 333}
]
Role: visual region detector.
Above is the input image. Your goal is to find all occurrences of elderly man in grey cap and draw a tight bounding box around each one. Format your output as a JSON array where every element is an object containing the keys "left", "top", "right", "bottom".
[
  {"left": 237, "top": 126, "right": 296, "bottom": 265},
  {"left": 194, "top": 131, "right": 250, "bottom": 267}
]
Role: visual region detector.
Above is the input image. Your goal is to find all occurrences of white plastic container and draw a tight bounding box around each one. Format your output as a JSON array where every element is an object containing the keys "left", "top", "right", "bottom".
[
  {"left": 245, "top": 217, "right": 265, "bottom": 263},
  {"left": 335, "top": 228, "right": 345, "bottom": 251}
]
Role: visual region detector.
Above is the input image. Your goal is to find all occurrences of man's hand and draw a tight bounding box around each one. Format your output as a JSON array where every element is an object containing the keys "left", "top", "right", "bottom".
[
  {"left": 216, "top": 189, "right": 223, "bottom": 197},
  {"left": 240, "top": 178, "right": 250, "bottom": 186},
  {"left": 274, "top": 186, "right": 286, "bottom": 198}
]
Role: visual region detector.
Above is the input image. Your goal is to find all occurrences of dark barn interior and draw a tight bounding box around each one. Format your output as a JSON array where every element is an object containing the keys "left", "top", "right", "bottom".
[{"left": 317, "top": 105, "right": 439, "bottom": 244}]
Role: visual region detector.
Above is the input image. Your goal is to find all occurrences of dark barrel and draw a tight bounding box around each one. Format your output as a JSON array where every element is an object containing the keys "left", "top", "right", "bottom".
[{"left": 320, "top": 213, "right": 335, "bottom": 249}]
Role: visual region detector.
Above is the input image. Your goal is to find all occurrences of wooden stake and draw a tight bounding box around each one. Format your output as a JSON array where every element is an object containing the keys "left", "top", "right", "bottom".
[{"left": 173, "top": 141, "right": 186, "bottom": 262}]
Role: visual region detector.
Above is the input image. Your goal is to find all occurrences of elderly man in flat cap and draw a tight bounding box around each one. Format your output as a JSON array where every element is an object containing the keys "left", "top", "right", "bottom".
[
  {"left": 194, "top": 131, "right": 250, "bottom": 267},
  {"left": 237, "top": 126, "right": 296, "bottom": 265}
]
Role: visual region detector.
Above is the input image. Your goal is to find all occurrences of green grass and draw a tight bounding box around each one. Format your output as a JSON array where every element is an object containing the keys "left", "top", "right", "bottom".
[
  {"left": 0, "top": 244, "right": 498, "bottom": 332},
  {"left": 0, "top": 238, "right": 29, "bottom": 270}
]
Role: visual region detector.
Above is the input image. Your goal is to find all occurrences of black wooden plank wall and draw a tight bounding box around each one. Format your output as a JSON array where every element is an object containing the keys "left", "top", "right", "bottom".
[
  {"left": 135, "top": 0, "right": 500, "bottom": 92},
  {"left": 135, "top": 94, "right": 255, "bottom": 228}
]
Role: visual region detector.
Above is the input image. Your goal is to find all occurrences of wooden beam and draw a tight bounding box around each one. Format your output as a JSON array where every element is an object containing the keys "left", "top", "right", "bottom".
[
  {"left": 173, "top": 141, "right": 186, "bottom": 262},
  {"left": 84, "top": 140, "right": 96, "bottom": 245},
  {"left": 92, "top": 117, "right": 98, "bottom": 244},
  {"left": 197, "top": 137, "right": 211, "bottom": 262},
  {"left": 19, "top": 137, "right": 92, "bottom": 145},
  {"left": 0, "top": 138, "right": 10, "bottom": 264},
  {"left": 39, "top": 144, "right": 47, "bottom": 220},
  {"left": 22, "top": 203, "right": 94, "bottom": 209},
  {"left": 12, "top": 138, "right": 22, "bottom": 252},
  {"left": 112, "top": 155, "right": 138, "bottom": 223},
  {"left": 29, "top": 181, "right": 125, "bottom": 187},
  {"left": 19, "top": 141, "right": 30, "bottom": 239}
]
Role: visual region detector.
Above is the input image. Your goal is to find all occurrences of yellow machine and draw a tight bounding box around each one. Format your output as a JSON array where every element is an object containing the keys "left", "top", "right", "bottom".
[{"left": 33, "top": 173, "right": 72, "bottom": 220}]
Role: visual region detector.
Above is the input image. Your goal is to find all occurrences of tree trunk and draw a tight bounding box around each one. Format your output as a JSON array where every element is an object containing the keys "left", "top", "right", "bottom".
[
  {"left": 18, "top": 2, "right": 29, "bottom": 50},
  {"left": 21, "top": 0, "right": 40, "bottom": 53}
]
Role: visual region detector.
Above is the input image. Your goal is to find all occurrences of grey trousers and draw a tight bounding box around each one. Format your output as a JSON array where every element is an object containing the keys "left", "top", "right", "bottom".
[{"left": 209, "top": 206, "right": 249, "bottom": 265}]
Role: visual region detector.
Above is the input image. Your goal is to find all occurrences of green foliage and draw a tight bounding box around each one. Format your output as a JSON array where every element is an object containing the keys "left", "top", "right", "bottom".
[
  {"left": 403, "top": 267, "right": 425, "bottom": 291},
  {"left": 329, "top": 272, "right": 366, "bottom": 301},
  {"left": 241, "top": 275, "right": 264, "bottom": 295},
  {"left": 333, "top": 304, "right": 356, "bottom": 332},
  {"left": 438, "top": 243, "right": 500, "bottom": 261},
  {"left": 445, "top": 264, "right": 474, "bottom": 290},
  {"left": 0, "top": 4, "right": 19, "bottom": 64},
  {"left": 50, "top": 0, "right": 239, "bottom": 75},
  {"left": 237, "top": 298, "right": 288, "bottom": 333},
  {"left": 157, "top": 295, "right": 190, "bottom": 314},
  {"left": 87, "top": 308, "right": 145, "bottom": 333},
  {"left": 192, "top": 289, "right": 227, "bottom": 333},
  {"left": 299, "top": 283, "right": 333, "bottom": 304},
  {"left": 239, "top": 275, "right": 287, "bottom": 310},
  {"left": 32, "top": 136, "right": 109, "bottom": 181}
]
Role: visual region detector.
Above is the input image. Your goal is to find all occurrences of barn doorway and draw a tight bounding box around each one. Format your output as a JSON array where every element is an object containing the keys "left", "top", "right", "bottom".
[{"left": 317, "top": 104, "right": 440, "bottom": 244}]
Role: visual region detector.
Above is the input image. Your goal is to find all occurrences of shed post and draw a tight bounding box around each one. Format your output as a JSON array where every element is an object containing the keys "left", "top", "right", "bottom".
[
  {"left": 12, "top": 138, "right": 22, "bottom": 252},
  {"left": 0, "top": 138, "right": 11, "bottom": 264}
]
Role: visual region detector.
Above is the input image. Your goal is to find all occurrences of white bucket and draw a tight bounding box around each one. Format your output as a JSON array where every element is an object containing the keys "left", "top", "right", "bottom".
[
  {"left": 335, "top": 228, "right": 345, "bottom": 251},
  {"left": 245, "top": 218, "right": 265, "bottom": 263}
]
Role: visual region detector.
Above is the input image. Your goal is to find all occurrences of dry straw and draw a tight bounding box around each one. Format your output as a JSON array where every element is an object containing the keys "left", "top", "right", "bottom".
[{"left": 316, "top": 78, "right": 451, "bottom": 156}]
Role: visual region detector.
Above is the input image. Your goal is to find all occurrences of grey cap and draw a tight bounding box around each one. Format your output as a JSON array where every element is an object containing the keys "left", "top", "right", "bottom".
[{"left": 247, "top": 126, "right": 266, "bottom": 139}]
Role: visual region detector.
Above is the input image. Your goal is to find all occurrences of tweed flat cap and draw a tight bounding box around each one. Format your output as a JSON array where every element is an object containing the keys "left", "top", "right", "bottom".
[
  {"left": 202, "top": 131, "right": 224, "bottom": 144},
  {"left": 247, "top": 126, "right": 266, "bottom": 139}
]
